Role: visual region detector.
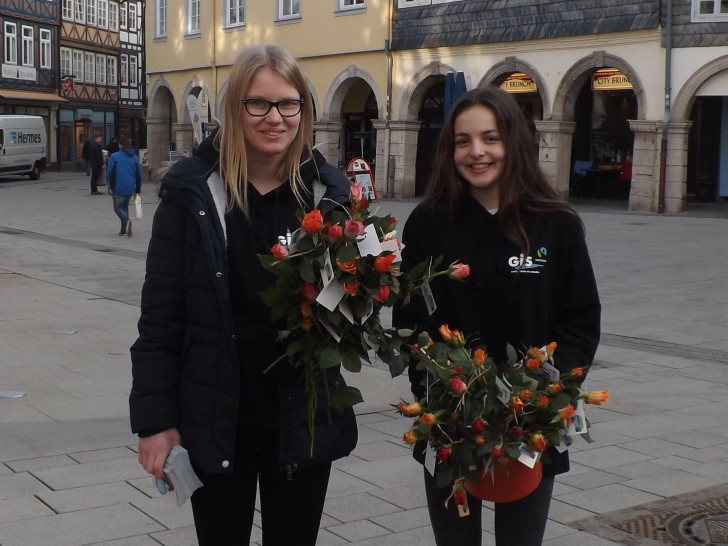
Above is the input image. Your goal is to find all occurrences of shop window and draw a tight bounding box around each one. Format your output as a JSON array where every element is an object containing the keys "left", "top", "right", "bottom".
[{"left": 692, "top": 0, "right": 728, "bottom": 21}]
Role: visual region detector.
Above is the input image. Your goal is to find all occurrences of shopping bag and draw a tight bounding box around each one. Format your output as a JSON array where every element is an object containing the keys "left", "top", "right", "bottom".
[{"left": 134, "top": 194, "right": 143, "bottom": 219}]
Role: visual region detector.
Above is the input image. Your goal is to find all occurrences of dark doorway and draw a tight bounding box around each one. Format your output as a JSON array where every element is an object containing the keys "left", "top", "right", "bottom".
[
  {"left": 687, "top": 96, "right": 722, "bottom": 202},
  {"left": 415, "top": 81, "right": 445, "bottom": 196}
]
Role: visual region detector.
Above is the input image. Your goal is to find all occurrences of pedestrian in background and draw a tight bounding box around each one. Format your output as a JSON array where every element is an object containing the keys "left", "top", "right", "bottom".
[
  {"left": 107, "top": 135, "right": 142, "bottom": 237},
  {"left": 394, "top": 86, "right": 601, "bottom": 545},
  {"left": 87, "top": 135, "right": 104, "bottom": 195},
  {"left": 106, "top": 136, "right": 120, "bottom": 155},
  {"left": 129, "top": 44, "right": 356, "bottom": 546}
]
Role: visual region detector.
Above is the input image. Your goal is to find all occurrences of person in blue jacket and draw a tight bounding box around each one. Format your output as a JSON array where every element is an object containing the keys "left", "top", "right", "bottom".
[
  {"left": 107, "top": 135, "right": 142, "bottom": 236},
  {"left": 394, "top": 86, "right": 601, "bottom": 545},
  {"left": 129, "top": 44, "right": 357, "bottom": 545}
]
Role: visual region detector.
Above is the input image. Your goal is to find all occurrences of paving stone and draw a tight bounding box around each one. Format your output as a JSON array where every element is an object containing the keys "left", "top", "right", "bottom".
[
  {"left": 326, "top": 519, "right": 392, "bottom": 542},
  {"left": 370, "top": 506, "right": 430, "bottom": 532},
  {"left": 324, "top": 491, "right": 401, "bottom": 523},
  {"left": 38, "top": 482, "right": 149, "bottom": 512},
  {"left": 623, "top": 469, "right": 717, "bottom": 497},
  {"left": 555, "top": 483, "right": 662, "bottom": 513},
  {"left": 30, "top": 456, "right": 148, "bottom": 490},
  {"left": 0, "top": 472, "right": 52, "bottom": 501}
]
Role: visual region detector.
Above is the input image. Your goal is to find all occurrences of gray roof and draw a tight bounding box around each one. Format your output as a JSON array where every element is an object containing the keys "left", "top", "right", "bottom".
[{"left": 392, "top": 0, "right": 661, "bottom": 50}]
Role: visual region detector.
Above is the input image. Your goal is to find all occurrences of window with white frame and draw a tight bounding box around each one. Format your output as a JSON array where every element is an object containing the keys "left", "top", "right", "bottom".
[
  {"left": 62, "top": 0, "right": 74, "bottom": 20},
  {"left": 75, "top": 0, "right": 85, "bottom": 23},
  {"left": 187, "top": 0, "right": 201, "bottom": 34},
  {"left": 129, "top": 55, "right": 138, "bottom": 86},
  {"left": 60, "top": 48, "right": 72, "bottom": 77},
  {"left": 87, "top": 0, "right": 97, "bottom": 26},
  {"left": 40, "top": 29, "right": 52, "bottom": 69},
  {"left": 4, "top": 23, "right": 17, "bottom": 64},
  {"left": 278, "top": 0, "right": 301, "bottom": 20},
  {"left": 398, "top": 0, "right": 461, "bottom": 6},
  {"left": 129, "top": 2, "right": 137, "bottom": 31},
  {"left": 107, "top": 55, "right": 117, "bottom": 86},
  {"left": 156, "top": 0, "right": 167, "bottom": 37},
  {"left": 226, "top": 0, "right": 245, "bottom": 27},
  {"left": 340, "top": 0, "right": 364, "bottom": 8},
  {"left": 109, "top": 2, "right": 118, "bottom": 31},
  {"left": 120, "top": 54, "right": 128, "bottom": 86},
  {"left": 692, "top": 0, "right": 728, "bottom": 21},
  {"left": 95, "top": 54, "right": 106, "bottom": 84},
  {"left": 21, "top": 26, "right": 33, "bottom": 67},
  {"left": 98, "top": 0, "right": 108, "bottom": 28},
  {"left": 72, "top": 50, "right": 84, "bottom": 81},
  {"left": 84, "top": 51, "right": 95, "bottom": 83},
  {"left": 119, "top": 2, "right": 127, "bottom": 27}
]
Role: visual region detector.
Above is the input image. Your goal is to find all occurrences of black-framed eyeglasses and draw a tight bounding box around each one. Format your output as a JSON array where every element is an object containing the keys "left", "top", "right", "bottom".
[{"left": 242, "top": 98, "right": 304, "bottom": 117}]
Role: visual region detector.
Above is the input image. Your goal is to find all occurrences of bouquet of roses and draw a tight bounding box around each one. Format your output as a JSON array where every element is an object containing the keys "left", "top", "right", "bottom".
[
  {"left": 396, "top": 326, "right": 609, "bottom": 510},
  {"left": 258, "top": 183, "right": 469, "bottom": 448}
]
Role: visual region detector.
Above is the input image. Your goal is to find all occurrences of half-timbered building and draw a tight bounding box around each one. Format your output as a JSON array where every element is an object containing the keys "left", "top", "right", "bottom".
[
  {"left": 59, "top": 0, "right": 120, "bottom": 170},
  {"left": 118, "top": 0, "right": 145, "bottom": 151},
  {"left": 0, "top": 0, "right": 65, "bottom": 169}
]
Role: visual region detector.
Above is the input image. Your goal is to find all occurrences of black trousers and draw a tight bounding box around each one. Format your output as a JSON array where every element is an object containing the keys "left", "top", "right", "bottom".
[
  {"left": 190, "top": 430, "right": 332, "bottom": 546},
  {"left": 424, "top": 469, "right": 555, "bottom": 546},
  {"left": 90, "top": 166, "right": 102, "bottom": 192}
]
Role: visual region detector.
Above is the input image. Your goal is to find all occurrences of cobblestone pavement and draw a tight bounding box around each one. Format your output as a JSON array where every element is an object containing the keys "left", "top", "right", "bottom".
[{"left": 1, "top": 171, "right": 728, "bottom": 545}]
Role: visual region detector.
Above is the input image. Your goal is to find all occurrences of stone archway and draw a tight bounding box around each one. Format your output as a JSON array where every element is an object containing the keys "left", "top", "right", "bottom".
[
  {"left": 479, "top": 56, "right": 550, "bottom": 120},
  {"left": 547, "top": 51, "right": 646, "bottom": 204},
  {"left": 147, "top": 79, "right": 178, "bottom": 176}
]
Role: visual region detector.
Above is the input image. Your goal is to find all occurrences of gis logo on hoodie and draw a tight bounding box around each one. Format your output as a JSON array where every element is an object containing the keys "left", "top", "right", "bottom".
[{"left": 508, "top": 246, "right": 548, "bottom": 274}]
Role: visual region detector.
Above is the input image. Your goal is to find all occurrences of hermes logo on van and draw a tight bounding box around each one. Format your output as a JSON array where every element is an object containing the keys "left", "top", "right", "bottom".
[{"left": 10, "top": 131, "right": 43, "bottom": 144}]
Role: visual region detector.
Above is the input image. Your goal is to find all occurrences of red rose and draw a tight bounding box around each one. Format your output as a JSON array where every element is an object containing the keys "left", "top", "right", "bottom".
[
  {"left": 437, "top": 446, "right": 451, "bottom": 461},
  {"left": 327, "top": 224, "right": 344, "bottom": 244},
  {"left": 450, "top": 378, "right": 467, "bottom": 395},
  {"left": 301, "top": 282, "right": 318, "bottom": 301},
  {"left": 374, "top": 254, "right": 397, "bottom": 273},
  {"left": 373, "top": 285, "right": 390, "bottom": 303},
  {"left": 271, "top": 243, "right": 289, "bottom": 260},
  {"left": 471, "top": 417, "right": 485, "bottom": 434}
]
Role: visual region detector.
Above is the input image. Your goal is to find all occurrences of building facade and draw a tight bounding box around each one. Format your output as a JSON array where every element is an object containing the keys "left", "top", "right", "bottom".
[
  {"left": 0, "top": 0, "right": 65, "bottom": 169},
  {"left": 144, "top": 0, "right": 391, "bottom": 179},
  {"left": 58, "top": 0, "right": 120, "bottom": 170},
  {"left": 390, "top": 0, "right": 728, "bottom": 212},
  {"left": 118, "top": 0, "right": 145, "bottom": 150}
]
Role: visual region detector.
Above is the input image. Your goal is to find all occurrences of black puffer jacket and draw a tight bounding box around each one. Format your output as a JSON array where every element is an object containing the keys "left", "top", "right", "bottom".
[{"left": 129, "top": 134, "right": 357, "bottom": 477}]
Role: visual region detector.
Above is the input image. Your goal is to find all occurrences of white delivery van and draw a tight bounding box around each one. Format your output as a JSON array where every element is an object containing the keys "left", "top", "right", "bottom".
[{"left": 0, "top": 115, "right": 48, "bottom": 180}]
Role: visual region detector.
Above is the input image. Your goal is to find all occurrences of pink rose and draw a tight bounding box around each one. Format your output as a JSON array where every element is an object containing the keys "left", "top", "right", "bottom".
[
  {"left": 450, "top": 377, "right": 467, "bottom": 395},
  {"left": 448, "top": 263, "right": 470, "bottom": 279},
  {"left": 271, "top": 243, "right": 289, "bottom": 260},
  {"left": 301, "top": 282, "right": 318, "bottom": 301},
  {"left": 344, "top": 220, "right": 365, "bottom": 239},
  {"left": 327, "top": 224, "right": 344, "bottom": 244},
  {"left": 350, "top": 182, "right": 363, "bottom": 202}
]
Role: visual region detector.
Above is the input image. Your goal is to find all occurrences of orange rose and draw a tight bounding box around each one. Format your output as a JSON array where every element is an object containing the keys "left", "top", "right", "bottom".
[
  {"left": 586, "top": 389, "right": 610, "bottom": 405},
  {"left": 403, "top": 431, "right": 418, "bottom": 444},
  {"left": 519, "top": 389, "right": 533, "bottom": 401},
  {"left": 526, "top": 358, "right": 540, "bottom": 370},
  {"left": 547, "top": 383, "right": 563, "bottom": 394},
  {"left": 510, "top": 396, "right": 524, "bottom": 411},
  {"left": 546, "top": 341, "right": 558, "bottom": 356},
  {"left": 420, "top": 413, "right": 437, "bottom": 425},
  {"left": 342, "top": 278, "right": 359, "bottom": 296},
  {"left": 300, "top": 301, "right": 313, "bottom": 318},
  {"left": 301, "top": 209, "right": 323, "bottom": 233},
  {"left": 472, "top": 348, "right": 486, "bottom": 367},
  {"left": 396, "top": 401, "right": 422, "bottom": 416},
  {"left": 536, "top": 394, "right": 550, "bottom": 408},
  {"left": 301, "top": 317, "right": 313, "bottom": 330},
  {"left": 558, "top": 404, "right": 575, "bottom": 420},
  {"left": 374, "top": 254, "right": 397, "bottom": 274},
  {"left": 529, "top": 433, "right": 547, "bottom": 452},
  {"left": 569, "top": 367, "right": 584, "bottom": 379},
  {"left": 475, "top": 435, "right": 485, "bottom": 446},
  {"left": 336, "top": 258, "right": 358, "bottom": 274}
]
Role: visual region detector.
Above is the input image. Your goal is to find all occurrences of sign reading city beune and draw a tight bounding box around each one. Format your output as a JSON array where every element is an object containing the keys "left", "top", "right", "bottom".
[
  {"left": 9, "top": 131, "right": 43, "bottom": 144},
  {"left": 2, "top": 64, "right": 37, "bottom": 81}
]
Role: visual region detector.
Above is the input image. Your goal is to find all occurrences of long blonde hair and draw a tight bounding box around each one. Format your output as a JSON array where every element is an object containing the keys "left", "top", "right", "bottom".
[{"left": 216, "top": 44, "right": 314, "bottom": 213}]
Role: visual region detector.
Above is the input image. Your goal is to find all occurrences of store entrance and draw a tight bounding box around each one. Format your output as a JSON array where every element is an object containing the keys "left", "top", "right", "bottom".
[
  {"left": 687, "top": 96, "right": 722, "bottom": 202},
  {"left": 570, "top": 76, "right": 637, "bottom": 201}
]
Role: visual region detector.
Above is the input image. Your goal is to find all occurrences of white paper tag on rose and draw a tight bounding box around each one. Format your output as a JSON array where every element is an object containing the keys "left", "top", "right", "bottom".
[
  {"left": 517, "top": 443, "right": 542, "bottom": 468},
  {"left": 567, "top": 399, "right": 588, "bottom": 436},
  {"left": 540, "top": 361, "right": 560, "bottom": 382},
  {"left": 421, "top": 280, "right": 437, "bottom": 316},
  {"left": 288, "top": 227, "right": 303, "bottom": 253},
  {"left": 495, "top": 376, "right": 511, "bottom": 406},
  {"left": 317, "top": 280, "right": 345, "bottom": 312},
  {"left": 424, "top": 442, "right": 437, "bottom": 477},
  {"left": 555, "top": 429, "right": 573, "bottom": 453},
  {"left": 358, "top": 224, "right": 382, "bottom": 257},
  {"left": 380, "top": 238, "right": 402, "bottom": 261}
]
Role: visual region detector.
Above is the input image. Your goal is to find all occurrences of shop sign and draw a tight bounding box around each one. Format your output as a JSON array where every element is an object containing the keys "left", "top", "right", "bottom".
[
  {"left": 2, "top": 64, "right": 36, "bottom": 81},
  {"left": 592, "top": 68, "right": 633, "bottom": 90},
  {"left": 500, "top": 72, "right": 537, "bottom": 93},
  {"left": 75, "top": 108, "right": 93, "bottom": 120}
]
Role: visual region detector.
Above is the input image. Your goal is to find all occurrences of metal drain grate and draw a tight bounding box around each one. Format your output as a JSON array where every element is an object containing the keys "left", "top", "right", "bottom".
[{"left": 617, "top": 496, "right": 728, "bottom": 545}]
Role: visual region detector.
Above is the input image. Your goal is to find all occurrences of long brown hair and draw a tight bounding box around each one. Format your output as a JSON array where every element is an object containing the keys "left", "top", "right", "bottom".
[
  {"left": 422, "top": 85, "right": 576, "bottom": 256},
  {"left": 216, "top": 44, "right": 314, "bottom": 213}
]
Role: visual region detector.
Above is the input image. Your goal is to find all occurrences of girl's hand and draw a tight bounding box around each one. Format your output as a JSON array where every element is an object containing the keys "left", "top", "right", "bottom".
[{"left": 137, "top": 428, "right": 181, "bottom": 479}]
